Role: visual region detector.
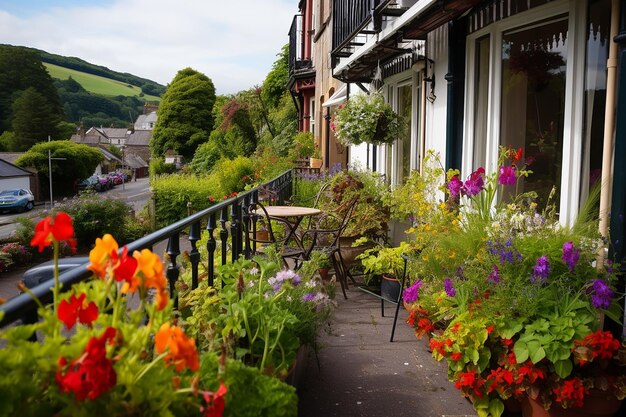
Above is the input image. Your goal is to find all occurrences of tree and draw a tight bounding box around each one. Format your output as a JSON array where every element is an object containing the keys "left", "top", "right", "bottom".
[
  {"left": 11, "top": 87, "right": 62, "bottom": 150},
  {"left": 0, "top": 45, "right": 63, "bottom": 133},
  {"left": 151, "top": 68, "right": 216, "bottom": 160},
  {"left": 261, "top": 44, "right": 289, "bottom": 109},
  {"left": 15, "top": 140, "right": 103, "bottom": 197}
]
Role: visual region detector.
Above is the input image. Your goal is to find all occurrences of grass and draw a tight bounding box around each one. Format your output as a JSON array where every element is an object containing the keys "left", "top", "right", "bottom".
[{"left": 44, "top": 63, "right": 161, "bottom": 102}]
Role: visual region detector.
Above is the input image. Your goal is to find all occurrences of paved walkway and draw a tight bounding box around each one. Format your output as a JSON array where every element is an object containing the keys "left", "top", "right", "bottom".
[{"left": 297, "top": 282, "right": 477, "bottom": 417}]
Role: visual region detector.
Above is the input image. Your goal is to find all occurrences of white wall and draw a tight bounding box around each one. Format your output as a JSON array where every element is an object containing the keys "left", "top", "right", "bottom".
[{"left": 424, "top": 25, "right": 449, "bottom": 161}]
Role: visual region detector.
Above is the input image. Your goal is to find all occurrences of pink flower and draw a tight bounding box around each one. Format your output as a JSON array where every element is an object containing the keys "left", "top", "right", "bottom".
[
  {"left": 448, "top": 176, "right": 463, "bottom": 197},
  {"left": 498, "top": 165, "right": 517, "bottom": 185}
]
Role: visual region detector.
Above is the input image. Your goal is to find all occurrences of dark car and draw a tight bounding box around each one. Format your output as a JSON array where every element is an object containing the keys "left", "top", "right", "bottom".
[
  {"left": 0, "top": 188, "right": 35, "bottom": 213},
  {"left": 78, "top": 176, "right": 103, "bottom": 192}
]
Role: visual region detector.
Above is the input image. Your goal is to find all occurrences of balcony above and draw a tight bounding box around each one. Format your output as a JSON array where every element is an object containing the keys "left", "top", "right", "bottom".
[
  {"left": 331, "top": 0, "right": 483, "bottom": 83},
  {"left": 289, "top": 14, "right": 315, "bottom": 91}
]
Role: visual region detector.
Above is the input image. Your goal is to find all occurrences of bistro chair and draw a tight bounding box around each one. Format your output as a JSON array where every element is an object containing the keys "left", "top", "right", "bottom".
[
  {"left": 245, "top": 200, "right": 306, "bottom": 268},
  {"left": 299, "top": 196, "right": 359, "bottom": 299}
]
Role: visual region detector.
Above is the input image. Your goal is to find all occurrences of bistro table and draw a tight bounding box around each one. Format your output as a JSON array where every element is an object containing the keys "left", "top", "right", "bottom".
[{"left": 259, "top": 205, "right": 321, "bottom": 250}]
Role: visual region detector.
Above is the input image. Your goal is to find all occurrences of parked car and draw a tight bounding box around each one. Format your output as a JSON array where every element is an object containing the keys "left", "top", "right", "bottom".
[
  {"left": 78, "top": 176, "right": 102, "bottom": 192},
  {"left": 0, "top": 188, "right": 35, "bottom": 213}
]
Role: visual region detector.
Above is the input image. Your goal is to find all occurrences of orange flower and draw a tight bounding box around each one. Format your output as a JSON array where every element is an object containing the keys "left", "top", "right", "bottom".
[
  {"left": 87, "top": 234, "right": 119, "bottom": 278},
  {"left": 30, "top": 212, "right": 76, "bottom": 252},
  {"left": 125, "top": 249, "right": 169, "bottom": 310},
  {"left": 155, "top": 322, "right": 199, "bottom": 372}
]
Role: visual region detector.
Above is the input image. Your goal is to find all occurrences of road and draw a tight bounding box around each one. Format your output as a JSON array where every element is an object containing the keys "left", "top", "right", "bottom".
[{"left": 0, "top": 177, "right": 151, "bottom": 240}]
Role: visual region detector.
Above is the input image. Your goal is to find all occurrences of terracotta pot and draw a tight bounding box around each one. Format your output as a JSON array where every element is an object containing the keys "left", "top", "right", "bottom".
[
  {"left": 309, "top": 157, "right": 323, "bottom": 169},
  {"left": 521, "top": 390, "right": 622, "bottom": 417},
  {"left": 318, "top": 267, "right": 330, "bottom": 281},
  {"left": 338, "top": 236, "right": 375, "bottom": 268}
]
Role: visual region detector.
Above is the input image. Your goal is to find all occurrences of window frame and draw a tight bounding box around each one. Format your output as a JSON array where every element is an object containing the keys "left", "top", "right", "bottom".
[{"left": 462, "top": 0, "right": 587, "bottom": 225}]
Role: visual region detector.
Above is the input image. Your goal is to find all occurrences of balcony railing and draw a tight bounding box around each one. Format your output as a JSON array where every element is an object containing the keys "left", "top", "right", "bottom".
[
  {"left": 0, "top": 170, "right": 294, "bottom": 327},
  {"left": 289, "top": 14, "right": 312, "bottom": 73},
  {"left": 332, "top": 0, "right": 380, "bottom": 56}
]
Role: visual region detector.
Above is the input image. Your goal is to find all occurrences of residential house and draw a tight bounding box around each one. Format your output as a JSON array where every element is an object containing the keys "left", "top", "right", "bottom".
[
  {"left": 134, "top": 111, "right": 157, "bottom": 130},
  {"left": 329, "top": 0, "right": 623, "bottom": 241},
  {"left": 0, "top": 157, "right": 35, "bottom": 196}
]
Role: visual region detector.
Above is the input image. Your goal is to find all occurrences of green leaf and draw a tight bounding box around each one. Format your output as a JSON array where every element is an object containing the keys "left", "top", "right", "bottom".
[
  {"left": 527, "top": 340, "right": 546, "bottom": 363},
  {"left": 553, "top": 359, "right": 573, "bottom": 378},
  {"left": 514, "top": 340, "right": 529, "bottom": 363},
  {"left": 489, "top": 398, "right": 505, "bottom": 417}
]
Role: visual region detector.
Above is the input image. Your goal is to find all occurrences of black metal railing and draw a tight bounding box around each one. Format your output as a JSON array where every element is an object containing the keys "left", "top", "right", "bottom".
[
  {"left": 289, "top": 14, "right": 305, "bottom": 73},
  {"left": 0, "top": 170, "right": 294, "bottom": 327},
  {"left": 332, "top": 0, "right": 380, "bottom": 55}
]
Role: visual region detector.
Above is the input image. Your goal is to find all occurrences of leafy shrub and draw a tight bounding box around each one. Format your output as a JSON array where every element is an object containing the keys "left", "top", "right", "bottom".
[
  {"left": 55, "top": 191, "right": 137, "bottom": 249},
  {"left": 287, "top": 131, "right": 314, "bottom": 161},
  {"left": 199, "top": 353, "right": 298, "bottom": 417},
  {"left": 149, "top": 158, "right": 177, "bottom": 177},
  {"left": 212, "top": 156, "right": 255, "bottom": 196},
  {"left": 190, "top": 140, "right": 222, "bottom": 176},
  {"left": 152, "top": 174, "right": 223, "bottom": 228}
]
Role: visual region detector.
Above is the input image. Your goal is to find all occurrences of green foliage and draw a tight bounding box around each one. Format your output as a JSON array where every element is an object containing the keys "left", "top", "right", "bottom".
[
  {"left": 0, "top": 131, "right": 14, "bottom": 151},
  {"left": 212, "top": 156, "right": 255, "bottom": 195},
  {"left": 151, "top": 67, "right": 216, "bottom": 159},
  {"left": 149, "top": 158, "right": 177, "bottom": 177},
  {"left": 190, "top": 139, "right": 222, "bottom": 175},
  {"left": 357, "top": 242, "right": 411, "bottom": 278},
  {"left": 199, "top": 353, "right": 298, "bottom": 417},
  {"left": 261, "top": 44, "right": 289, "bottom": 109},
  {"left": 287, "top": 131, "right": 315, "bottom": 161},
  {"left": 0, "top": 45, "right": 62, "bottom": 133},
  {"left": 15, "top": 141, "right": 102, "bottom": 196},
  {"left": 11, "top": 87, "right": 62, "bottom": 149},
  {"left": 151, "top": 174, "right": 223, "bottom": 228},
  {"left": 54, "top": 191, "right": 145, "bottom": 249}
]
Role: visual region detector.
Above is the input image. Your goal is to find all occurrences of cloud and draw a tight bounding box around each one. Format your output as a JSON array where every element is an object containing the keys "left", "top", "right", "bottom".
[{"left": 0, "top": 0, "right": 294, "bottom": 94}]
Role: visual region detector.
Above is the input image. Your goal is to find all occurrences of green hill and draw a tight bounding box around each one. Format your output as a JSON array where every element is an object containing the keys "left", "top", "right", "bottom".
[{"left": 44, "top": 62, "right": 161, "bottom": 102}]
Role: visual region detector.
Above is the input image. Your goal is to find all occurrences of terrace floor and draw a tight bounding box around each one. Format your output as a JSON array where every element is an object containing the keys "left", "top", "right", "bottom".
[{"left": 297, "top": 280, "right": 478, "bottom": 417}]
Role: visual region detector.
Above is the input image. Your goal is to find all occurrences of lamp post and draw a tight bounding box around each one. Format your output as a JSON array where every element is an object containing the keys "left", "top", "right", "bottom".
[{"left": 47, "top": 136, "right": 66, "bottom": 209}]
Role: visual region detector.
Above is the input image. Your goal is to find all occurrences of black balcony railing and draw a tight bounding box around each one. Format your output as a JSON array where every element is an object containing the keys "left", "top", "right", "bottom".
[
  {"left": 332, "top": 0, "right": 381, "bottom": 56},
  {"left": 0, "top": 170, "right": 294, "bottom": 328},
  {"left": 289, "top": 14, "right": 305, "bottom": 73}
]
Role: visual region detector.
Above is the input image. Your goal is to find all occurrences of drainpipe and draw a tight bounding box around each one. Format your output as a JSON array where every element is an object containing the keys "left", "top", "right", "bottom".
[
  {"left": 599, "top": 0, "right": 620, "bottom": 259},
  {"left": 444, "top": 19, "right": 465, "bottom": 172}
]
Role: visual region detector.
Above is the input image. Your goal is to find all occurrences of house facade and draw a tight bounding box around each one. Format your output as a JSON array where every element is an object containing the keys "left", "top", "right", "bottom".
[{"left": 327, "top": 0, "right": 622, "bottom": 236}]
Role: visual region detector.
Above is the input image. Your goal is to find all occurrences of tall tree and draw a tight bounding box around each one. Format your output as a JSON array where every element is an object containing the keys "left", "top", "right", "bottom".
[
  {"left": 11, "top": 87, "right": 62, "bottom": 150},
  {"left": 151, "top": 68, "right": 216, "bottom": 159},
  {"left": 0, "top": 45, "right": 63, "bottom": 133}
]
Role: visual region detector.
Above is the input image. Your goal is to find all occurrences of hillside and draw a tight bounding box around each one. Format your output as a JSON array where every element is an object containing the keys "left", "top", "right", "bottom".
[{"left": 44, "top": 63, "right": 161, "bottom": 102}]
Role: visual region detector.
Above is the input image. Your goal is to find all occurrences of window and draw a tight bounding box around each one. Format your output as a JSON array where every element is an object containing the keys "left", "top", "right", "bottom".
[
  {"left": 310, "top": 97, "right": 316, "bottom": 135},
  {"left": 464, "top": 0, "right": 596, "bottom": 223}
]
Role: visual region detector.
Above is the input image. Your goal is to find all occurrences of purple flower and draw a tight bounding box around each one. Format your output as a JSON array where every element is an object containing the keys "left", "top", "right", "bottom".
[
  {"left": 403, "top": 279, "right": 423, "bottom": 303},
  {"left": 463, "top": 168, "right": 485, "bottom": 196},
  {"left": 487, "top": 265, "right": 500, "bottom": 285},
  {"left": 498, "top": 165, "right": 517, "bottom": 185},
  {"left": 302, "top": 293, "right": 316, "bottom": 302},
  {"left": 444, "top": 278, "right": 456, "bottom": 297},
  {"left": 448, "top": 176, "right": 463, "bottom": 197},
  {"left": 590, "top": 279, "right": 614, "bottom": 309},
  {"left": 531, "top": 255, "right": 550, "bottom": 284},
  {"left": 562, "top": 241, "right": 580, "bottom": 272}
]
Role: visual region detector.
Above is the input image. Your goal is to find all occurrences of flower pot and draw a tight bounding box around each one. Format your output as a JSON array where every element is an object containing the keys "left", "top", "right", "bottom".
[
  {"left": 338, "top": 236, "right": 375, "bottom": 269},
  {"left": 318, "top": 267, "right": 331, "bottom": 281},
  {"left": 309, "top": 157, "right": 323, "bottom": 169},
  {"left": 521, "top": 390, "right": 622, "bottom": 417},
  {"left": 380, "top": 274, "right": 401, "bottom": 302},
  {"left": 284, "top": 344, "right": 309, "bottom": 388}
]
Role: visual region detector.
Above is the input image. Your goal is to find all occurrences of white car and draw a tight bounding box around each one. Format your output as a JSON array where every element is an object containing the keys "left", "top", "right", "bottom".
[{"left": 0, "top": 188, "right": 35, "bottom": 213}]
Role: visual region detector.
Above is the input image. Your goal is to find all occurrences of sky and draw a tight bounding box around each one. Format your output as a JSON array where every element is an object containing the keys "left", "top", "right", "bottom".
[{"left": 0, "top": 0, "right": 295, "bottom": 95}]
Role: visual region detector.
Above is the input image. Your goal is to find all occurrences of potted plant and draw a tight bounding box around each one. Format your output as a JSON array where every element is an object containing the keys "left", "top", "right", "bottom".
[
  {"left": 332, "top": 93, "right": 404, "bottom": 146},
  {"left": 357, "top": 242, "right": 411, "bottom": 301},
  {"left": 308, "top": 250, "right": 333, "bottom": 281},
  {"left": 309, "top": 144, "right": 323, "bottom": 169}
]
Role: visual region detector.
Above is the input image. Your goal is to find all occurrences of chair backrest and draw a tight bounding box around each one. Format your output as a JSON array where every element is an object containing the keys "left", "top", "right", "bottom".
[{"left": 302, "top": 196, "right": 359, "bottom": 258}]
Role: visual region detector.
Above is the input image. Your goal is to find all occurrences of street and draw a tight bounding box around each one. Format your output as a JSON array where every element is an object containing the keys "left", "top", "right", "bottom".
[{"left": 0, "top": 177, "right": 151, "bottom": 240}]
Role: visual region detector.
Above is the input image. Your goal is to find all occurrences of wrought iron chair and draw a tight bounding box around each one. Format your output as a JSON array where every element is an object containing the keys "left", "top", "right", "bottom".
[
  {"left": 245, "top": 201, "right": 306, "bottom": 268},
  {"left": 299, "top": 196, "right": 359, "bottom": 299}
]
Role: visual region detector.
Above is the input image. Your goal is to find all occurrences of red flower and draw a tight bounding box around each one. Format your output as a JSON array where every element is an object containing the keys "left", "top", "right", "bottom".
[
  {"left": 201, "top": 382, "right": 228, "bottom": 417},
  {"left": 553, "top": 378, "right": 587, "bottom": 408},
  {"left": 573, "top": 330, "right": 620, "bottom": 364},
  {"left": 111, "top": 246, "right": 138, "bottom": 284},
  {"left": 56, "top": 327, "right": 117, "bottom": 400},
  {"left": 486, "top": 325, "right": 495, "bottom": 334},
  {"left": 451, "top": 322, "right": 461, "bottom": 333},
  {"left": 58, "top": 293, "right": 98, "bottom": 329},
  {"left": 486, "top": 367, "right": 514, "bottom": 394},
  {"left": 208, "top": 196, "right": 215, "bottom": 202},
  {"left": 515, "top": 361, "right": 544, "bottom": 384},
  {"left": 451, "top": 352, "right": 462, "bottom": 361},
  {"left": 30, "top": 212, "right": 76, "bottom": 252}
]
